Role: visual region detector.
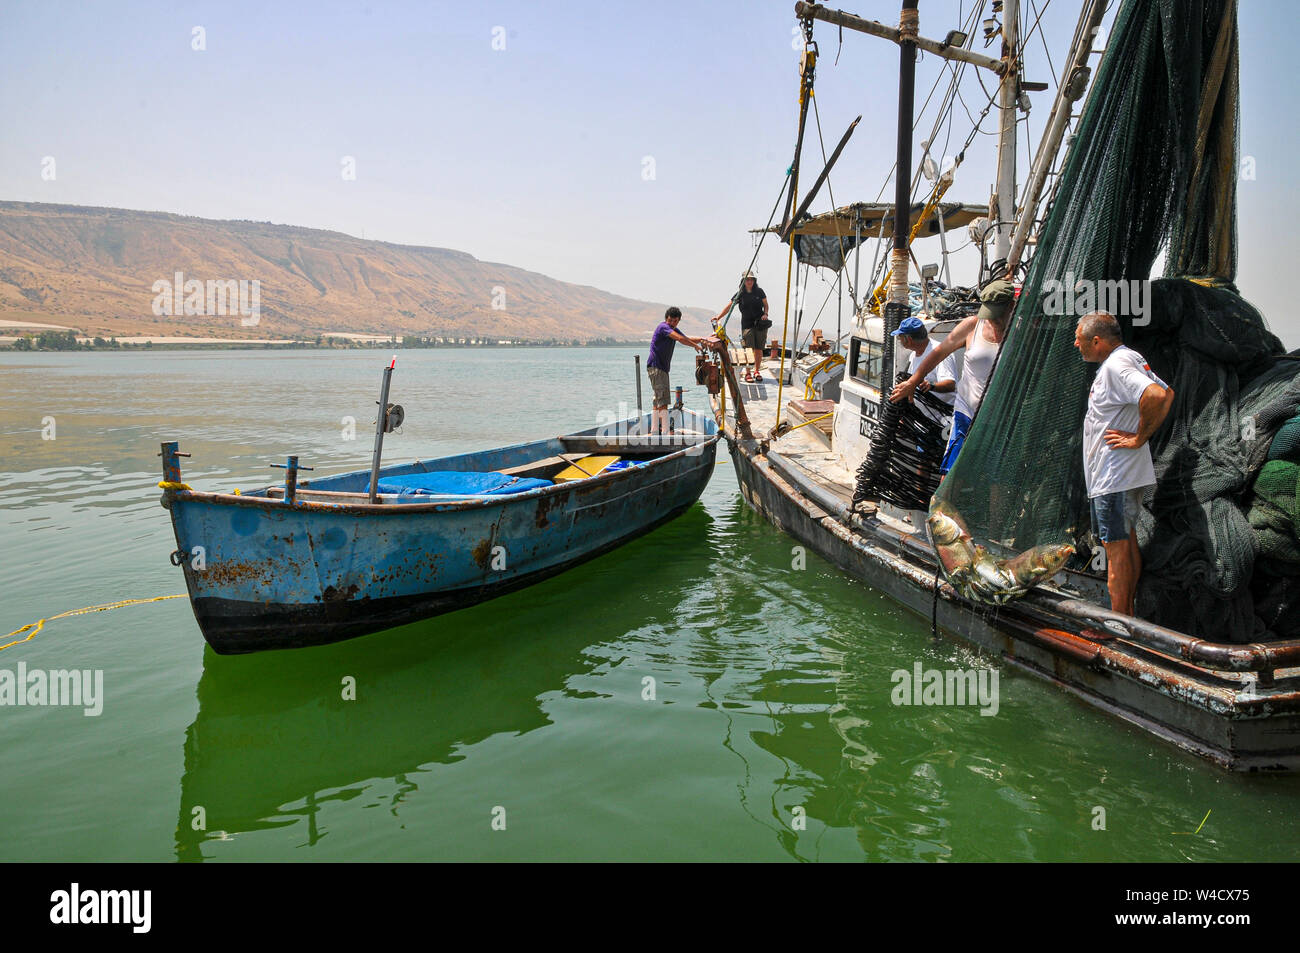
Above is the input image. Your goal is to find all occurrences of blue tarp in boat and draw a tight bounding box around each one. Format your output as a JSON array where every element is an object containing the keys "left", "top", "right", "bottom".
[{"left": 376, "top": 471, "right": 552, "bottom": 499}]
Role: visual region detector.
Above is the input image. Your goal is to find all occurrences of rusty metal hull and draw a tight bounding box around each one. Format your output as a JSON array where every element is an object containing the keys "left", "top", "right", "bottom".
[
  {"left": 726, "top": 439, "right": 1300, "bottom": 772},
  {"left": 162, "top": 415, "right": 718, "bottom": 654},
  {"left": 184, "top": 504, "right": 696, "bottom": 653}
]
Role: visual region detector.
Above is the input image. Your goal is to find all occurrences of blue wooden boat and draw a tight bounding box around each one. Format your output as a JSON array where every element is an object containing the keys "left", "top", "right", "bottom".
[{"left": 158, "top": 411, "right": 719, "bottom": 654}]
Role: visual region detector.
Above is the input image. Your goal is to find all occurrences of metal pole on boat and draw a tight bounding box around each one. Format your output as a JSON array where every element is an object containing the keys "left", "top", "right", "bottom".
[
  {"left": 778, "top": 115, "right": 862, "bottom": 243},
  {"left": 368, "top": 356, "right": 396, "bottom": 504},
  {"left": 1006, "top": 0, "right": 1105, "bottom": 274},
  {"left": 271, "top": 455, "right": 313, "bottom": 504},
  {"left": 836, "top": 267, "right": 842, "bottom": 354},
  {"left": 852, "top": 208, "right": 862, "bottom": 324},
  {"left": 936, "top": 205, "right": 951, "bottom": 286},
  {"left": 993, "top": 0, "right": 1020, "bottom": 266},
  {"left": 793, "top": 2, "right": 1005, "bottom": 74},
  {"left": 883, "top": 0, "right": 920, "bottom": 389},
  {"left": 635, "top": 354, "right": 643, "bottom": 424}
]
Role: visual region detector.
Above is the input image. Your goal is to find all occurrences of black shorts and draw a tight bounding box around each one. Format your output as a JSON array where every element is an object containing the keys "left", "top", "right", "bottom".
[{"left": 742, "top": 324, "right": 768, "bottom": 349}]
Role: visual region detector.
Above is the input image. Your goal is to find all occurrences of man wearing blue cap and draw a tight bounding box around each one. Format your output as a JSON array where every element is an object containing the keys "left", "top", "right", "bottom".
[{"left": 892, "top": 316, "right": 958, "bottom": 424}]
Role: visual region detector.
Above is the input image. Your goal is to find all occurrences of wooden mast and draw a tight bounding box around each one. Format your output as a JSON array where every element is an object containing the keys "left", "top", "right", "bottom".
[{"left": 793, "top": 2, "right": 1004, "bottom": 74}]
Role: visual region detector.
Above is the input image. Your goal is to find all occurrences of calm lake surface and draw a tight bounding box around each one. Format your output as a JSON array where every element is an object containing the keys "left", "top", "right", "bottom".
[{"left": 1, "top": 347, "right": 1295, "bottom": 862}]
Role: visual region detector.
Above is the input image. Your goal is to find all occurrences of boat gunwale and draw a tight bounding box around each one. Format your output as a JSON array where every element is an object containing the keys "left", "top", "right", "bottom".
[{"left": 161, "top": 430, "right": 722, "bottom": 515}]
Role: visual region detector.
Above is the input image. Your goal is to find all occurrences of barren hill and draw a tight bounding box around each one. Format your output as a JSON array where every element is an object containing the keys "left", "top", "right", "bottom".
[{"left": 0, "top": 202, "right": 708, "bottom": 341}]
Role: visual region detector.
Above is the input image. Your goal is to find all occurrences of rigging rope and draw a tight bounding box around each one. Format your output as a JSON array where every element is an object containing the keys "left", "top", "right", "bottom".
[
  {"left": 810, "top": 91, "right": 856, "bottom": 306},
  {"left": 715, "top": 171, "right": 791, "bottom": 339},
  {"left": 864, "top": 163, "right": 961, "bottom": 315},
  {"left": 862, "top": 2, "right": 997, "bottom": 311},
  {"left": 774, "top": 19, "right": 817, "bottom": 437}
]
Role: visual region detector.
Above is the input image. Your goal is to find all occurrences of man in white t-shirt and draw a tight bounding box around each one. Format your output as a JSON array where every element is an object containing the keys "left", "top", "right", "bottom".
[
  {"left": 1074, "top": 311, "right": 1175, "bottom": 617},
  {"left": 891, "top": 316, "right": 958, "bottom": 424}
]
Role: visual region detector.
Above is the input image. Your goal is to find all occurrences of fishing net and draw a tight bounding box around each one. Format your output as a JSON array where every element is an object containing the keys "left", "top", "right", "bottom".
[
  {"left": 1250, "top": 460, "right": 1300, "bottom": 639},
  {"left": 1269, "top": 413, "right": 1300, "bottom": 463},
  {"left": 1250, "top": 462, "right": 1300, "bottom": 564},
  {"left": 932, "top": 0, "right": 1300, "bottom": 640}
]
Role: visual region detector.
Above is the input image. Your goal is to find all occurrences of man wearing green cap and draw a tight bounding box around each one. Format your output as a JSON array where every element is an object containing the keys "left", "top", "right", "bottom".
[{"left": 890, "top": 277, "right": 1016, "bottom": 474}]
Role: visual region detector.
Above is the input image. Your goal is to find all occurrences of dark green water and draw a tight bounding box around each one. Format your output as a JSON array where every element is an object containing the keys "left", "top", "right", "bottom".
[{"left": 1, "top": 348, "right": 1295, "bottom": 861}]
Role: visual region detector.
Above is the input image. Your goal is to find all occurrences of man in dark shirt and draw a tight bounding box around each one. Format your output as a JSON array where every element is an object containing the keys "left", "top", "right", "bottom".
[
  {"left": 646, "top": 306, "right": 705, "bottom": 434},
  {"left": 715, "top": 271, "right": 769, "bottom": 382}
]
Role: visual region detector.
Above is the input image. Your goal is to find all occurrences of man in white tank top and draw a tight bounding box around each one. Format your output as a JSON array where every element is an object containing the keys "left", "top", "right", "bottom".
[{"left": 890, "top": 278, "right": 1016, "bottom": 474}]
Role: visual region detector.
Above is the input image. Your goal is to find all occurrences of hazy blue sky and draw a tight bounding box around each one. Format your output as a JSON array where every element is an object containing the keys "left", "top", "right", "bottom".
[{"left": 2, "top": 0, "right": 1296, "bottom": 346}]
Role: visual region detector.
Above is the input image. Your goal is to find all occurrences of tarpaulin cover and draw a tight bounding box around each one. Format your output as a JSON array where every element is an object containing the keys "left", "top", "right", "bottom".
[
  {"left": 377, "top": 472, "right": 552, "bottom": 497},
  {"left": 793, "top": 233, "right": 861, "bottom": 271}
]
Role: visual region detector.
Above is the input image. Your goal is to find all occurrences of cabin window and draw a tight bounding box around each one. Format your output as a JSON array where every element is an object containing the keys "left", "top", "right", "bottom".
[{"left": 849, "top": 338, "right": 883, "bottom": 388}]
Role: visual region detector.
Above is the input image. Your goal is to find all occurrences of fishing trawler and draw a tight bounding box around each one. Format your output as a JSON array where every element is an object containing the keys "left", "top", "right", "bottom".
[{"left": 705, "top": 0, "right": 1300, "bottom": 770}]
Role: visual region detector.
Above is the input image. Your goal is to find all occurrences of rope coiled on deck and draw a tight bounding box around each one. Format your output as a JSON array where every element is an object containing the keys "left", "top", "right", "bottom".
[{"left": 853, "top": 372, "right": 950, "bottom": 511}]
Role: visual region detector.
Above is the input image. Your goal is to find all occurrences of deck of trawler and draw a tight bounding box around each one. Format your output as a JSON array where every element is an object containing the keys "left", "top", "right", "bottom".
[
  {"left": 710, "top": 370, "right": 932, "bottom": 540},
  {"left": 709, "top": 366, "right": 1113, "bottom": 604}
]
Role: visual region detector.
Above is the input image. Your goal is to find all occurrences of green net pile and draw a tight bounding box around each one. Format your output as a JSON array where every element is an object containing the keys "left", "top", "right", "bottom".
[
  {"left": 1249, "top": 452, "right": 1300, "bottom": 638},
  {"left": 1268, "top": 413, "right": 1300, "bottom": 464},
  {"left": 933, "top": 0, "right": 1300, "bottom": 640}
]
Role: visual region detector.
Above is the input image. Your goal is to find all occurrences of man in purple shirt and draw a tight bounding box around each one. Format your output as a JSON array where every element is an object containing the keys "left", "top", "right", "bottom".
[{"left": 647, "top": 307, "right": 705, "bottom": 434}]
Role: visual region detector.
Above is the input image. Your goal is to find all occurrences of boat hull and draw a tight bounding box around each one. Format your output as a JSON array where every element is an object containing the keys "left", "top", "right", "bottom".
[
  {"left": 726, "top": 438, "right": 1300, "bottom": 772},
  {"left": 163, "top": 419, "right": 718, "bottom": 653},
  {"left": 182, "top": 500, "right": 699, "bottom": 653}
]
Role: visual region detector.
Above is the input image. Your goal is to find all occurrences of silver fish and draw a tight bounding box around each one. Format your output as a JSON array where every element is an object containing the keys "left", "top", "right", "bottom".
[
  {"left": 930, "top": 500, "right": 972, "bottom": 538},
  {"left": 971, "top": 544, "right": 1014, "bottom": 597},
  {"left": 1000, "top": 543, "right": 1074, "bottom": 590},
  {"left": 927, "top": 506, "right": 977, "bottom": 583},
  {"left": 927, "top": 502, "right": 1073, "bottom": 605}
]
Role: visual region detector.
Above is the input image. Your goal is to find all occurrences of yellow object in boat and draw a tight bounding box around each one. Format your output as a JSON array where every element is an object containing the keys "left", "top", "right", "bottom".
[{"left": 553, "top": 455, "right": 620, "bottom": 482}]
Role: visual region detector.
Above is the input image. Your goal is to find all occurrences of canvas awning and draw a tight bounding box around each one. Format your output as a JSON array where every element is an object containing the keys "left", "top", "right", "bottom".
[
  {"left": 756, "top": 201, "right": 988, "bottom": 240},
  {"left": 754, "top": 201, "right": 988, "bottom": 271}
]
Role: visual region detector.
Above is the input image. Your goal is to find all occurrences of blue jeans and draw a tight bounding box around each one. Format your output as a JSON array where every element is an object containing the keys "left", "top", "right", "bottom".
[
  {"left": 939, "top": 410, "right": 972, "bottom": 475},
  {"left": 1089, "top": 487, "right": 1146, "bottom": 543}
]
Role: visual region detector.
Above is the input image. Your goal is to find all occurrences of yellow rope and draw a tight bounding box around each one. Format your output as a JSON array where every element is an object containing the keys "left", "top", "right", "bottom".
[
  {"left": 782, "top": 411, "right": 834, "bottom": 434},
  {"left": 804, "top": 353, "right": 845, "bottom": 400},
  {"left": 1, "top": 595, "right": 186, "bottom": 652},
  {"left": 865, "top": 164, "right": 959, "bottom": 315},
  {"left": 157, "top": 480, "right": 192, "bottom": 491},
  {"left": 776, "top": 78, "right": 814, "bottom": 436}
]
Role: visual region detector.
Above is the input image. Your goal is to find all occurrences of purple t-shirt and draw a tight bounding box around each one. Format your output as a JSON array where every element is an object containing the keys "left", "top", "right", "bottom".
[{"left": 647, "top": 321, "right": 677, "bottom": 372}]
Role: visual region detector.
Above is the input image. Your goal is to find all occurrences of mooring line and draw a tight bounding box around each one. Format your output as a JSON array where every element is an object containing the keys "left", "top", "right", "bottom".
[{"left": 1, "top": 595, "right": 186, "bottom": 652}]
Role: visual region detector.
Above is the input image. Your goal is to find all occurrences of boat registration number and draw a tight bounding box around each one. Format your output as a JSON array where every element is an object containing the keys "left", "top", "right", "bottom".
[{"left": 860, "top": 397, "right": 879, "bottom": 436}]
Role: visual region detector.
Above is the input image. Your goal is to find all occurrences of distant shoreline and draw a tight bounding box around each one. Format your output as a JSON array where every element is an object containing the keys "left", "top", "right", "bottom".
[{"left": 1, "top": 337, "right": 647, "bottom": 352}]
